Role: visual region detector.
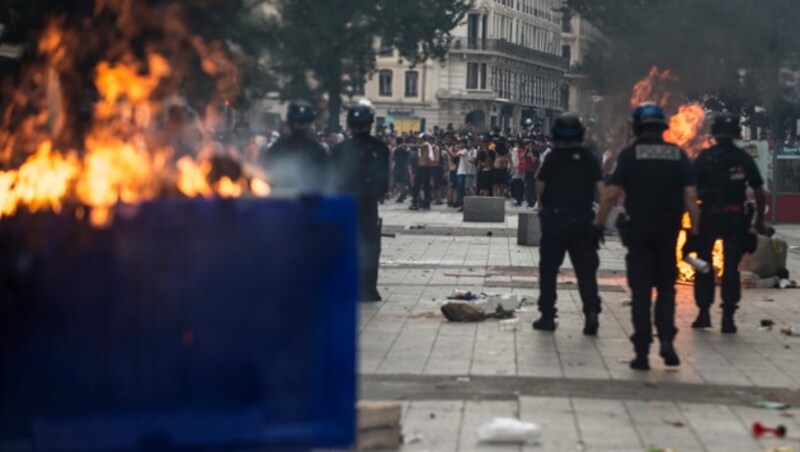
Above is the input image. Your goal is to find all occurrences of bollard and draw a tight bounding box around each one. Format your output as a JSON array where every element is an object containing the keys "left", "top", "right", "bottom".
[
  {"left": 517, "top": 212, "right": 541, "bottom": 246},
  {"left": 463, "top": 197, "right": 505, "bottom": 223}
]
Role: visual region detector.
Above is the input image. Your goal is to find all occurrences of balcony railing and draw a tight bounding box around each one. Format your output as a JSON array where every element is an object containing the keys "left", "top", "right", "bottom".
[{"left": 453, "top": 38, "right": 568, "bottom": 70}]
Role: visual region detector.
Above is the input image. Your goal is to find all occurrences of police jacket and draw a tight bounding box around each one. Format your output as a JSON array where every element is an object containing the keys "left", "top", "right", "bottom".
[
  {"left": 330, "top": 133, "right": 390, "bottom": 216},
  {"left": 536, "top": 145, "right": 602, "bottom": 217},
  {"left": 693, "top": 142, "right": 763, "bottom": 210},
  {"left": 261, "top": 131, "right": 329, "bottom": 192},
  {"left": 608, "top": 136, "right": 694, "bottom": 221}
]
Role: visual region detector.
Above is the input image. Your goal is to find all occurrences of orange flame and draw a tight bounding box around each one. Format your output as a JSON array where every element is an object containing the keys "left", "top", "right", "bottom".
[
  {"left": 676, "top": 213, "right": 724, "bottom": 283},
  {"left": 0, "top": 2, "right": 266, "bottom": 227},
  {"left": 630, "top": 66, "right": 712, "bottom": 157}
]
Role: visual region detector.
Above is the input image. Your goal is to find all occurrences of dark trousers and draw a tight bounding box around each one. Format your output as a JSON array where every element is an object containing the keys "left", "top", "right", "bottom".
[
  {"left": 694, "top": 211, "right": 746, "bottom": 313},
  {"left": 524, "top": 172, "right": 536, "bottom": 207},
  {"left": 538, "top": 215, "right": 601, "bottom": 317},
  {"left": 412, "top": 167, "right": 432, "bottom": 208},
  {"left": 456, "top": 174, "right": 466, "bottom": 206},
  {"left": 511, "top": 178, "right": 524, "bottom": 204},
  {"left": 625, "top": 219, "right": 681, "bottom": 350},
  {"left": 359, "top": 214, "right": 381, "bottom": 299}
]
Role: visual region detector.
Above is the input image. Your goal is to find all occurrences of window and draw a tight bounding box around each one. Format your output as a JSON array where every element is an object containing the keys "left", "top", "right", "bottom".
[
  {"left": 480, "top": 63, "right": 487, "bottom": 90},
  {"left": 379, "top": 70, "right": 393, "bottom": 96},
  {"left": 467, "top": 14, "right": 479, "bottom": 48},
  {"left": 351, "top": 73, "right": 366, "bottom": 96},
  {"left": 405, "top": 71, "right": 419, "bottom": 97},
  {"left": 562, "top": 45, "right": 572, "bottom": 63},
  {"left": 467, "top": 62, "right": 479, "bottom": 90}
]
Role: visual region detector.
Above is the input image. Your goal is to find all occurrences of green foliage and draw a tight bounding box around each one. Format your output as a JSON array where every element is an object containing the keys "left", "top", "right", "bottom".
[{"left": 265, "top": 0, "right": 473, "bottom": 130}]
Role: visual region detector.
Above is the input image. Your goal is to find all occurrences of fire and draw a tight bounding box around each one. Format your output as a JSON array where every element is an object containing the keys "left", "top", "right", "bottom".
[
  {"left": 630, "top": 68, "right": 723, "bottom": 282},
  {"left": 676, "top": 213, "right": 724, "bottom": 283},
  {"left": 0, "top": 2, "right": 268, "bottom": 228},
  {"left": 630, "top": 66, "right": 713, "bottom": 156}
]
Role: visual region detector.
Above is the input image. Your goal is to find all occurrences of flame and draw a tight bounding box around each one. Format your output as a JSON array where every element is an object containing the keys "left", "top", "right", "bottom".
[
  {"left": 630, "top": 66, "right": 712, "bottom": 156},
  {"left": 676, "top": 213, "right": 724, "bottom": 283},
  {"left": 0, "top": 2, "right": 264, "bottom": 227}
]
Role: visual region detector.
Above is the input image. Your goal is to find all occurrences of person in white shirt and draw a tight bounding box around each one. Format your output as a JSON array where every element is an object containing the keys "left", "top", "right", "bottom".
[{"left": 455, "top": 138, "right": 477, "bottom": 210}]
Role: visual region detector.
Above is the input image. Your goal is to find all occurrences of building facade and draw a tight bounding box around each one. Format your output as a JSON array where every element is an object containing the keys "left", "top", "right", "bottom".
[
  {"left": 363, "top": 0, "right": 569, "bottom": 134},
  {"left": 561, "top": 11, "right": 602, "bottom": 121}
]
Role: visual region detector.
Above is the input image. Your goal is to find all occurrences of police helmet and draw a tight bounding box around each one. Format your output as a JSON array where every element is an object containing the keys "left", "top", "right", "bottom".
[
  {"left": 551, "top": 113, "right": 586, "bottom": 145},
  {"left": 347, "top": 104, "right": 375, "bottom": 128},
  {"left": 287, "top": 100, "right": 316, "bottom": 125},
  {"left": 632, "top": 102, "right": 668, "bottom": 135},
  {"left": 711, "top": 112, "right": 741, "bottom": 140}
]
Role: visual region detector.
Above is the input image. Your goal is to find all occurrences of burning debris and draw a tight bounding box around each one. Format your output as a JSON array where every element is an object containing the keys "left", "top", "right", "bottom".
[{"left": 0, "top": 1, "right": 266, "bottom": 228}]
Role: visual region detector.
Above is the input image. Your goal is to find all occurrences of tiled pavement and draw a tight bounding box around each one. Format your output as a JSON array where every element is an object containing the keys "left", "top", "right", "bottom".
[{"left": 360, "top": 202, "right": 800, "bottom": 451}]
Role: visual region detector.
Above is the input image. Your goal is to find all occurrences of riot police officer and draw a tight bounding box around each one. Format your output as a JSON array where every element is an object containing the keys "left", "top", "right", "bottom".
[
  {"left": 331, "top": 103, "right": 390, "bottom": 302},
  {"left": 594, "top": 102, "right": 700, "bottom": 371},
  {"left": 261, "top": 100, "right": 328, "bottom": 192},
  {"left": 532, "top": 114, "right": 604, "bottom": 335},
  {"left": 689, "top": 113, "right": 766, "bottom": 333}
]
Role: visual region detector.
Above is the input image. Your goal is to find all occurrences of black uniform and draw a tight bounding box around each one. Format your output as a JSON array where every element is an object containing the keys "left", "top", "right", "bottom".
[
  {"left": 331, "top": 133, "right": 390, "bottom": 301},
  {"left": 261, "top": 132, "right": 329, "bottom": 192},
  {"left": 537, "top": 146, "right": 603, "bottom": 318},
  {"left": 693, "top": 142, "right": 763, "bottom": 314},
  {"left": 609, "top": 136, "right": 694, "bottom": 351}
]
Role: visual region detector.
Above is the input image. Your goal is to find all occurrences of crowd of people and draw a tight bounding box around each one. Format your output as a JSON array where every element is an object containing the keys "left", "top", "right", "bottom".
[{"left": 379, "top": 128, "right": 553, "bottom": 211}]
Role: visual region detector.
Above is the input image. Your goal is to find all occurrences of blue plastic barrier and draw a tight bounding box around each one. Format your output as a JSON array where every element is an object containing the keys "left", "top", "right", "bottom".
[{"left": 0, "top": 196, "right": 358, "bottom": 450}]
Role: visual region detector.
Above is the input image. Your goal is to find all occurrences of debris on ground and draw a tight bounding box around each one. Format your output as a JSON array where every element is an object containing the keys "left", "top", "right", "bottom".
[
  {"left": 780, "top": 326, "right": 800, "bottom": 337},
  {"left": 405, "top": 224, "right": 426, "bottom": 230},
  {"left": 447, "top": 289, "right": 478, "bottom": 301},
  {"left": 621, "top": 300, "right": 633, "bottom": 306},
  {"left": 409, "top": 312, "right": 442, "bottom": 320},
  {"left": 403, "top": 431, "right": 424, "bottom": 444},
  {"left": 441, "top": 303, "right": 486, "bottom": 322},
  {"left": 752, "top": 421, "right": 788, "bottom": 438},
  {"left": 663, "top": 417, "right": 685, "bottom": 428},
  {"left": 761, "top": 319, "right": 776, "bottom": 327},
  {"left": 476, "top": 418, "right": 541, "bottom": 445},
  {"left": 647, "top": 448, "right": 677, "bottom": 452},
  {"left": 765, "top": 447, "right": 795, "bottom": 452},
  {"left": 478, "top": 294, "right": 521, "bottom": 315},
  {"left": 499, "top": 318, "right": 520, "bottom": 332},
  {"left": 755, "top": 401, "right": 791, "bottom": 410},
  {"left": 456, "top": 377, "right": 470, "bottom": 383},
  {"left": 357, "top": 401, "right": 402, "bottom": 451},
  {"left": 486, "top": 231, "right": 493, "bottom": 237}
]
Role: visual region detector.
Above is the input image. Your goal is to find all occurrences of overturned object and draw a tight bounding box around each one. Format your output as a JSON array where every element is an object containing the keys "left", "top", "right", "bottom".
[
  {"left": 477, "top": 418, "right": 541, "bottom": 445},
  {"left": 741, "top": 235, "right": 789, "bottom": 279}
]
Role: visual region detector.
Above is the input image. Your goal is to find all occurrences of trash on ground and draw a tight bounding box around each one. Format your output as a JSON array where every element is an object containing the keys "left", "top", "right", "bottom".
[
  {"left": 476, "top": 418, "right": 541, "bottom": 445},
  {"left": 478, "top": 294, "right": 521, "bottom": 318},
  {"left": 781, "top": 326, "right": 800, "bottom": 337},
  {"left": 756, "top": 401, "right": 791, "bottom": 410},
  {"left": 621, "top": 300, "right": 633, "bottom": 306},
  {"left": 447, "top": 289, "right": 478, "bottom": 301},
  {"left": 441, "top": 302, "right": 487, "bottom": 322},
  {"left": 761, "top": 319, "right": 776, "bottom": 327},
  {"left": 404, "top": 431, "right": 424, "bottom": 444},
  {"left": 499, "top": 318, "right": 520, "bottom": 331},
  {"left": 752, "top": 421, "right": 787, "bottom": 438},
  {"left": 663, "top": 417, "right": 685, "bottom": 428},
  {"left": 765, "top": 446, "right": 795, "bottom": 452},
  {"left": 405, "top": 224, "right": 426, "bottom": 230},
  {"left": 764, "top": 298, "right": 776, "bottom": 302},
  {"left": 456, "top": 377, "right": 470, "bottom": 383},
  {"left": 486, "top": 231, "right": 493, "bottom": 237},
  {"left": 409, "top": 312, "right": 442, "bottom": 320}
]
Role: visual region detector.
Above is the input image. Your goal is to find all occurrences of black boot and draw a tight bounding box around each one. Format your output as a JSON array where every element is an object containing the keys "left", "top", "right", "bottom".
[
  {"left": 583, "top": 312, "right": 599, "bottom": 336},
  {"left": 532, "top": 315, "right": 556, "bottom": 331},
  {"left": 721, "top": 310, "right": 737, "bottom": 334},
  {"left": 630, "top": 346, "right": 650, "bottom": 371},
  {"left": 659, "top": 342, "right": 681, "bottom": 367},
  {"left": 692, "top": 309, "right": 711, "bottom": 329}
]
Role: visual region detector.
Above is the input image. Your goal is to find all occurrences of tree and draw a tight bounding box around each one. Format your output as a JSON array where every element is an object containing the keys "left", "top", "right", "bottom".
[
  {"left": 265, "top": 0, "right": 473, "bottom": 132},
  {"left": 565, "top": 0, "right": 800, "bottom": 137}
]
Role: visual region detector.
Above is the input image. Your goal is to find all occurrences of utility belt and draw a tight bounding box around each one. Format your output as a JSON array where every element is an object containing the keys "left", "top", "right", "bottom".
[{"left": 707, "top": 205, "right": 743, "bottom": 214}]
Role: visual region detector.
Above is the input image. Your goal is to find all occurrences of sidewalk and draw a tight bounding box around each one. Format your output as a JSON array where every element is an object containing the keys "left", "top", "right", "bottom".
[{"left": 359, "top": 201, "right": 800, "bottom": 451}]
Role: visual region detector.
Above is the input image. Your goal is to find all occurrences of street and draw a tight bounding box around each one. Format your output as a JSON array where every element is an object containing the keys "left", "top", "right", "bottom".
[{"left": 360, "top": 202, "right": 800, "bottom": 451}]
